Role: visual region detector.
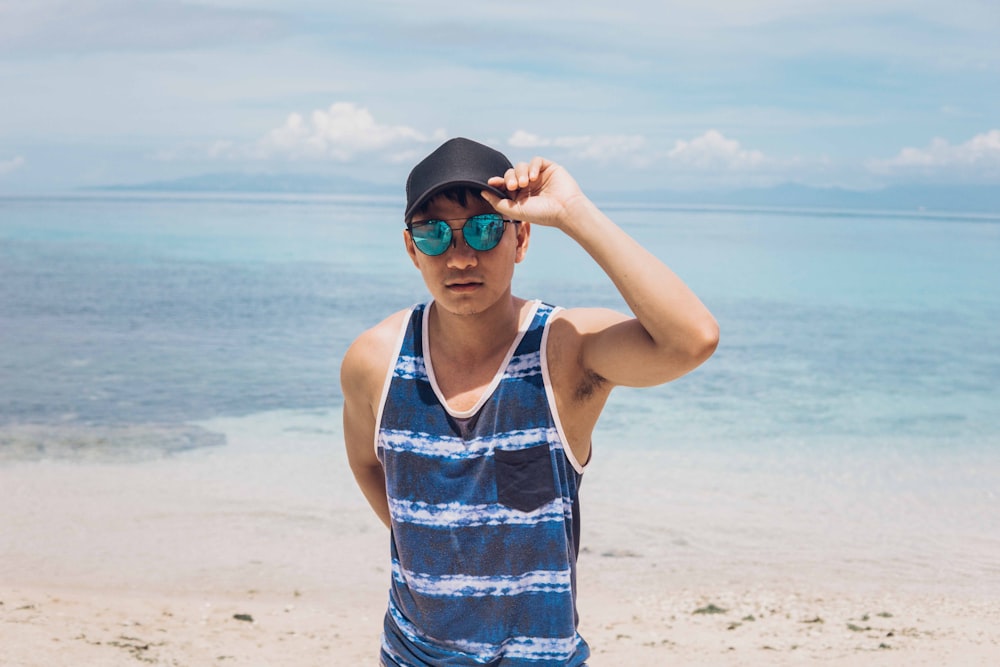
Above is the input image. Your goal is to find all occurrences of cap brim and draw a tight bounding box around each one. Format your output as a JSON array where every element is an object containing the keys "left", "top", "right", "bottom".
[{"left": 404, "top": 180, "right": 509, "bottom": 221}]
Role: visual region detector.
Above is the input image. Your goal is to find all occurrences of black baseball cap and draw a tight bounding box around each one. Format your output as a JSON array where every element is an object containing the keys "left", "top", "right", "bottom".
[{"left": 405, "top": 137, "right": 513, "bottom": 221}]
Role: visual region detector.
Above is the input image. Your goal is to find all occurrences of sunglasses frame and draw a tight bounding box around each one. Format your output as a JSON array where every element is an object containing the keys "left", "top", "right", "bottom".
[{"left": 406, "top": 213, "right": 515, "bottom": 257}]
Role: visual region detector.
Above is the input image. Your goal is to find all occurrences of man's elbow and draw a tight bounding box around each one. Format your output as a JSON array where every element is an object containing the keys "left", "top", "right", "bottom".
[
  {"left": 637, "top": 321, "right": 719, "bottom": 386},
  {"left": 673, "top": 319, "right": 719, "bottom": 370},
  {"left": 693, "top": 319, "right": 720, "bottom": 362}
]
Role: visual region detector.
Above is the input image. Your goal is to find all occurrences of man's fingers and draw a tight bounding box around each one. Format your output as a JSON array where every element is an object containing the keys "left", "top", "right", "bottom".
[
  {"left": 504, "top": 166, "right": 520, "bottom": 191},
  {"left": 503, "top": 162, "right": 536, "bottom": 190},
  {"left": 517, "top": 162, "right": 532, "bottom": 188},
  {"left": 529, "top": 156, "right": 545, "bottom": 181},
  {"left": 492, "top": 156, "right": 555, "bottom": 198}
]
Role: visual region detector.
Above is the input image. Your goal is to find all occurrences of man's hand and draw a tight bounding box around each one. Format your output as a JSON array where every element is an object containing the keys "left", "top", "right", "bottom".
[{"left": 480, "top": 157, "right": 586, "bottom": 229}]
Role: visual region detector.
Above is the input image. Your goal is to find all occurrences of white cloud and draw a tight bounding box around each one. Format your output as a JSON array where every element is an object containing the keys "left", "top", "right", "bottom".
[
  {"left": 507, "top": 130, "right": 646, "bottom": 161},
  {"left": 504, "top": 128, "right": 812, "bottom": 188},
  {"left": 650, "top": 130, "right": 844, "bottom": 189},
  {"left": 873, "top": 129, "right": 1000, "bottom": 168},
  {"left": 0, "top": 155, "right": 25, "bottom": 175},
  {"left": 256, "top": 103, "right": 441, "bottom": 160},
  {"left": 163, "top": 103, "right": 445, "bottom": 162},
  {"left": 869, "top": 130, "right": 1000, "bottom": 180},
  {"left": 664, "top": 130, "right": 766, "bottom": 170}
]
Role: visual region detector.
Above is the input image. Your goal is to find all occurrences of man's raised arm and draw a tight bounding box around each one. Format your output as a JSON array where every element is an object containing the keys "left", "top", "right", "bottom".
[{"left": 482, "top": 158, "right": 719, "bottom": 389}]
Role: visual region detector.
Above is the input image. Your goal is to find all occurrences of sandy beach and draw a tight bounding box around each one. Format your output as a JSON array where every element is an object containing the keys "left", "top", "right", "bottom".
[
  {"left": 2, "top": 411, "right": 999, "bottom": 666},
  {"left": 5, "top": 572, "right": 1000, "bottom": 666}
]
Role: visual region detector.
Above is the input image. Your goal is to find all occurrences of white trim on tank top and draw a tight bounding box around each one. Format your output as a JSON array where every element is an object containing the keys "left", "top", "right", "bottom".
[
  {"left": 422, "top": 299, "right": 539, "bottom": 420},
  {"left": 540, "top": 306, "right": 587, "bottom": 475},
  {"left": 372, "top": 309, "right": 414, "bottom": 456}
]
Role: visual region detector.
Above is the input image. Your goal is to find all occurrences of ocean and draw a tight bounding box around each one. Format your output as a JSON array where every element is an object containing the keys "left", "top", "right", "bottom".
[{"left": 2, "top": 193, "right": 999, "bottom": 591}]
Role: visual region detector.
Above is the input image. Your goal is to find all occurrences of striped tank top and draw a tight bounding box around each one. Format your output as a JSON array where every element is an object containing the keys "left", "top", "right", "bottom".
[{"left": 375, "top": 300, "right": 590, "bottom": 666}]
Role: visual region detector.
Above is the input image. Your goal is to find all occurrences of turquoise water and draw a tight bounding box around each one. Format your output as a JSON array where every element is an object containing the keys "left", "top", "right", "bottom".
[
  {"left": 2, "top": 194, "right": 997, "bottom": 451},
  {"left": 3, "top": 193, "right": 998, "bottom": 588}
]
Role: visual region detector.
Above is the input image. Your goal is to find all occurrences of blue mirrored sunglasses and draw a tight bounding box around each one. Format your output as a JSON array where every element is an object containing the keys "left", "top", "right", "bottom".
[{"left": 406, "top": 213, "right": 513, "bottom": 256}]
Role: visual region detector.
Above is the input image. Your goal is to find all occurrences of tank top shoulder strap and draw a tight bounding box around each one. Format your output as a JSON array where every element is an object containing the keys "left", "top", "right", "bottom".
[
  {"left": 512, "top": 300, "right": 560, "bottom": 358},
  {"left": 396, "top": 302, "right": 427, "bottom": 361}
]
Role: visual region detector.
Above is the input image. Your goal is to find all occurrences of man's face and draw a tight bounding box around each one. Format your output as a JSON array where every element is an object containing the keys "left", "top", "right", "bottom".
[{"left": 404, "top": 193, "right": 529, "bottom": 317}]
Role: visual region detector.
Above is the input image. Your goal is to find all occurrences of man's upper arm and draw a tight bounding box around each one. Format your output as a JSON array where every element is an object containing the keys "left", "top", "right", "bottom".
[
  {"left": 341, "top": 354, "right": 379, "bottom": 470},
  {"left": 340, "top": 311, "right": 406, "bottom": 526},
  {"left": 341, "top": 332, "right": 379, "bottom": 466},
  {"left": 341, "top": 312, "right": 406, "bottom": 464},
  {"left": 563, "top": 307, "right": 716, "bottom": 389}
]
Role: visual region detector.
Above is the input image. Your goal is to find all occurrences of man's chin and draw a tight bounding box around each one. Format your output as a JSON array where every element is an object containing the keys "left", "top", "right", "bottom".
[{"left": 434, "top": 293, "right": 492, "bottom": 317}]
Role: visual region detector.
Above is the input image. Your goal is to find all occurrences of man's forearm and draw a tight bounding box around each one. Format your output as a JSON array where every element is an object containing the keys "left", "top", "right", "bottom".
[
  {"left": 559, "top": 196, "right": 719, "bottom": 360},
  {"left": 352, "top": 462, "right": 391, "bottom": 529}
]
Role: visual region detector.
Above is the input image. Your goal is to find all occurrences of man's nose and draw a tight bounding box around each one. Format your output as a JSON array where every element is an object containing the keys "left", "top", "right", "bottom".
[{"left": 445, "top": 229, "right": 478, "bottom": 269}]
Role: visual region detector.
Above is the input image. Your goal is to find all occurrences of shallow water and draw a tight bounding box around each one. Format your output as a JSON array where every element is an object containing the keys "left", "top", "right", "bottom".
[{"left": 2, "top": 193, "right": 998, "bottom": 590}]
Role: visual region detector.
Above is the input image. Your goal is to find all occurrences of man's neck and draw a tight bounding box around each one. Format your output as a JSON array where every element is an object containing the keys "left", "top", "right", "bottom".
[{"left": 428, "top": 295, "right": 528, "bottom": 367}]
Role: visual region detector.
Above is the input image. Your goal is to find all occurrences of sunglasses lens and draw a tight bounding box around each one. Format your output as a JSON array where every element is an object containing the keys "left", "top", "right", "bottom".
[
  {"left": 464, "top": 214, "right": 506, "bottom": 251},
  {"left": 410, "top": 220, "right": 452, "bottom": 256}
]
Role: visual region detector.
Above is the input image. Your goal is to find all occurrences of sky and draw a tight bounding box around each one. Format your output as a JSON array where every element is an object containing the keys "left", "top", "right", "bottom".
[{"left": 1, "top": 0, "right": 998, "bottom": 194}]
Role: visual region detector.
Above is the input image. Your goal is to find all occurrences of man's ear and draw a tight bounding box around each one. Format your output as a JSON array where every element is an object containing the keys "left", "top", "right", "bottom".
[
  {"left": 403, "top": 228, "right": 421, "bottom": 268},
  {"left": 514, "top": 222, "right": 530, "bottom": 264}
]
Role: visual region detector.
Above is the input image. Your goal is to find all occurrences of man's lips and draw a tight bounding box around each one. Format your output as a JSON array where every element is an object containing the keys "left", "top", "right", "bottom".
[{"left": 445, "top": 279, "right": 483, "bottom": 290}]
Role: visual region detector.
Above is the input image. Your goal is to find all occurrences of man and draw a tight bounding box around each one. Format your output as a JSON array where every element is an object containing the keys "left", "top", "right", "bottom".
[{"left": 341, "top": 137, "right": 718, "bottom": 666}]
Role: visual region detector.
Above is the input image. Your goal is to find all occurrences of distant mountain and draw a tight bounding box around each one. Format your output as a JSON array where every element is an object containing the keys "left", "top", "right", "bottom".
[
  {"left": 94, "top": 172, "right": 397, "bottom": 196},
  {"left": 94, "top": 173, "right": 999, "bottom": 215}
]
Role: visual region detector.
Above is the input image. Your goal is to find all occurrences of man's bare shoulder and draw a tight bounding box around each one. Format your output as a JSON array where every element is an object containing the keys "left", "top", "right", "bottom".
[
  {"left": 340, "top": 308, "right": 411, "bottom": 398},
  {"left": 549, "top": 305, "right": 631, "bottom": 338}
]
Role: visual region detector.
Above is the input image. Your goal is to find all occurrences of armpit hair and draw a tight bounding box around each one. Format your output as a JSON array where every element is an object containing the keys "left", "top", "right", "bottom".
[{"left": 575, "top": 367, "right": 608, "bottom": 401}]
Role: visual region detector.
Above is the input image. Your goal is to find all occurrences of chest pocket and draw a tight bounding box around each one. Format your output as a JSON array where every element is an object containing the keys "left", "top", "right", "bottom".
[{"left": 494, "top": 444, "right": 558, "bottom": 512}]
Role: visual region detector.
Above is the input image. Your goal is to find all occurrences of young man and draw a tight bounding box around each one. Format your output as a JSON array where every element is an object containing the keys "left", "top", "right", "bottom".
[{"left": 341, "top": 137, "right": 718, "bottom": 666}]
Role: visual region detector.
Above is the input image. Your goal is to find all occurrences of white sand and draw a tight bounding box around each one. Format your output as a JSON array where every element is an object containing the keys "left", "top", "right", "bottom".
[{"left": 2, "top": 411, "right": 998, "bottom": 665}]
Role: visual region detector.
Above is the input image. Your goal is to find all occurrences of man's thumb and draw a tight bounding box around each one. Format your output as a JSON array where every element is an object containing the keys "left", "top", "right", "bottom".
[{"left": 481, "top": 190, "right": 518, "bottom": 217}]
